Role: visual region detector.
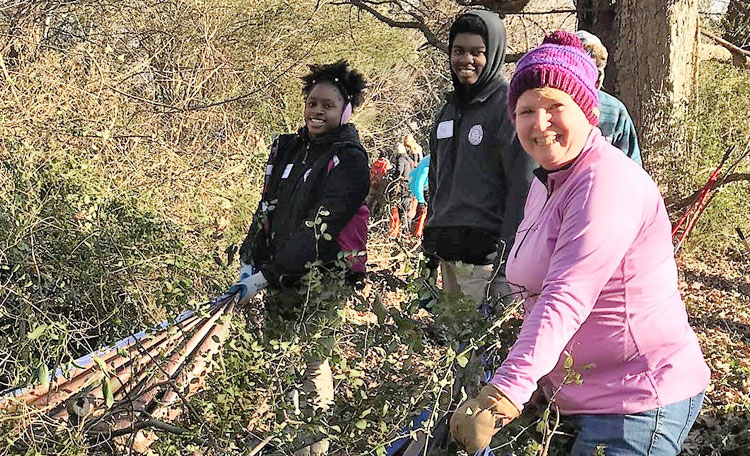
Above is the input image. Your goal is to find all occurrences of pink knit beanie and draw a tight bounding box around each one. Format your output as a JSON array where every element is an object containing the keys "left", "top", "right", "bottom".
[{"left": 508, "top": 30, "right": 600, "bottom": 126}]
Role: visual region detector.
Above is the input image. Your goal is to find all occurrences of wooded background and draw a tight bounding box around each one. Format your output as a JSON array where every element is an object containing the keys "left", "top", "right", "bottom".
[{"left": 1, "top": 1, "right": 749, "bottom": 455}]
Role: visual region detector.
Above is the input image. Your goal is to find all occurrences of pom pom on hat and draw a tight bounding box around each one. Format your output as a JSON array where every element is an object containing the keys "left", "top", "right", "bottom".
[
  {"left": 508, "top": 30, "right": 600, "bottom": 126},
  {"left": 545, "top": 30, "right": 586, "bottom": 48}
]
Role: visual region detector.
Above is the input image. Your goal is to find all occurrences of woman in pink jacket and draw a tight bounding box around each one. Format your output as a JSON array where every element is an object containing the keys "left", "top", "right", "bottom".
[{"left": 450, "top": 31, "right": 710, "bottom": 455}]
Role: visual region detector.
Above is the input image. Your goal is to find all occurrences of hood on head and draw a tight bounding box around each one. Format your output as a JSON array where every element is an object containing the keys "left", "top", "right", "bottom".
[{"left": 449, "top": 9, "right": 507, "bottom": 102}]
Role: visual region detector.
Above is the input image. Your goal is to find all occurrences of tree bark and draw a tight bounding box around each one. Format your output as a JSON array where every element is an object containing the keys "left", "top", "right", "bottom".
[
  {"left": 576, "top": 0, "right": 618, "bottom": 94},
  {"left": 614, "top": 0, "right": 699, "bottom": 135}
]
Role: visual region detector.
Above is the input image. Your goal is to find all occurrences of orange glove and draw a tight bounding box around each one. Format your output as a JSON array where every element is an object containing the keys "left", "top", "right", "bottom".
[{"left": 450, "top": 384, "right": 520, "bottom": 453}]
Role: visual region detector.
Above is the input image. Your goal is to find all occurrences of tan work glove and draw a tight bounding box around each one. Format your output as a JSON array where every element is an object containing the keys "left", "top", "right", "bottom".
[{"left": 449, "top": 384, "right": 521, "bottom": 453}]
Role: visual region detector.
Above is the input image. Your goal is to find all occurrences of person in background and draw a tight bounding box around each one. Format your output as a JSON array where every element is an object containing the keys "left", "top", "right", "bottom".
[
  {"left": 404, "top": 133, "right": 424, "bottom": 162},
  {"left": 232, "top": 60, "right": 370, "bottom": 456},
  {"left": 576, "top": 30, "right": 642, "bottom": 165},
  {"left": 393, "top": 142, "right": 417, "bottom": 236},
  {"left": 365, "top": 156, "right": 391, "bottom": 216},
  {"left": 397, "top": 143, "right": 415, "bottom": 179},
  {"left": 424, "top": 10, "right": 536, "bottom": 304},
  {"left": 409, "top": 154, "right": 430, "bottom": 237},
  {"left": 449, "top": 31, "right": 709, "bottom": 455}
]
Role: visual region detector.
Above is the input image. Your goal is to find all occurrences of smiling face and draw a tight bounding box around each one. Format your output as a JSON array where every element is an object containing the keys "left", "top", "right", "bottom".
[
  {"left": 515, "top": 88, "right": 594, "bottom": 170},
  {"left": 304, "top": 82, "right": 346, "bottom": 137},
  {"left": 450, "top": 33, "right": 486, "bottom": 86}
]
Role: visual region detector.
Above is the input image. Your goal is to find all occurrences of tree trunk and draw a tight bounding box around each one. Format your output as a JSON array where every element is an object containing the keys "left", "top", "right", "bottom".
[
  {"left": 576, "top": 0, "right": 618, "bottom": 94},
  {"left": 614, "top": 0, "right": 699, "bottom": 135}
]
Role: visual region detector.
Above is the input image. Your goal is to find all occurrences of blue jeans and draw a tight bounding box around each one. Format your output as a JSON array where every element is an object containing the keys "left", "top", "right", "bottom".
[{"left": 569, "top": 391, "right": 705, "bottom": 456}]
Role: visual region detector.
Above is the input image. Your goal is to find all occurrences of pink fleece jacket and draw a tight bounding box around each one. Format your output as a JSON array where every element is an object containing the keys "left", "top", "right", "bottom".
[{"left": 491, "top": 128, "right": 710, "bottom": 415}]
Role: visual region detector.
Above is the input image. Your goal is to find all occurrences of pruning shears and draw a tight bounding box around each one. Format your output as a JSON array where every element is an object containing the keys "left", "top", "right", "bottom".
[{"left": 672, "top": 143, "right": 750, "bottom": 253}]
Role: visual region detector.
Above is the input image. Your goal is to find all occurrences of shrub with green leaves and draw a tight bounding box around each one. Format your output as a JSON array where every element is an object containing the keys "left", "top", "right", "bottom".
[{"left": 646, "top": 61, "right": 750, "bottom": 255}]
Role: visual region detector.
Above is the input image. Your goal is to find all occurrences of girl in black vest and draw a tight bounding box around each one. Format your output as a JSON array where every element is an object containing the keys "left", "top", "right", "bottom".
[
  {"left": 232, "top": 60, "right": 370, "bottom": 304},
  {"left": 230, "top": 65, "right": 370, "bottom": 455}
]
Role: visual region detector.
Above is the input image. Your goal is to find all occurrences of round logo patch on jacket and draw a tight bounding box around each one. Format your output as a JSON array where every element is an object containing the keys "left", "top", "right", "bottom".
[{"left": 468, "top": 124, "right": 484, "bottom": 146}]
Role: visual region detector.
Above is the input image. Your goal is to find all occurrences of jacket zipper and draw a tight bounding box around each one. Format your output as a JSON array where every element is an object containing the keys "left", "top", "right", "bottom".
[
  {"left": 302, "top": 142, "right": 310, "bottom": 164},
  {"left": 291, "top": 143, "right": 339, "bottom": 205},
  {"left": 513, "top": 179, "right": 555, "bottom": 259}
]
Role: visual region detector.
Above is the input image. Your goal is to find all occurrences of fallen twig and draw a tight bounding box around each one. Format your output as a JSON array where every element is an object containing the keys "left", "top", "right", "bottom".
[{"left": 247, "top": 436, "right": 274, "bottom": 456}]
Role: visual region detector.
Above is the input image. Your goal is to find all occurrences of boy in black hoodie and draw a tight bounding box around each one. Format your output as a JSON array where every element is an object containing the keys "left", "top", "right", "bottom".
[{"left": 424, "top": 10, "right": 535, "bottom": 305}]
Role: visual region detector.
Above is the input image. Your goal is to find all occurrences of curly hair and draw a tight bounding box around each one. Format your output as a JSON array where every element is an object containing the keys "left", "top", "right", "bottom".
[{"left": 301, "top": 60, "right": 367, "bottom": 108}]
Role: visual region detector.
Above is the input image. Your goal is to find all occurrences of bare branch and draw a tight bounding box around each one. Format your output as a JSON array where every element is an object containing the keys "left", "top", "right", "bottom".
[
  {"left": 701, "top": 28, "right": 750, "bottom": 58},
  {"left": 454, "top": 0, "right": 531, "bottom": 13},
  {"left": 335, "top": 0, "right": 559, "bottom": 58},
  {"left": 505, "top": 8, "right": 576, "bottom": 15},
  {"left": 247, "top": 436, "right": 274, "bottom": 456},
  {"left": 336, "top": 0, "right": 449, "bottom": 53}
]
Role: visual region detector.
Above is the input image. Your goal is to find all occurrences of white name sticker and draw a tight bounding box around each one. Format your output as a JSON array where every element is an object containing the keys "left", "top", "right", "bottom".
[
  {"left": 281, "top": 164, "right": 293, "bottom": 179},
  {"left": 436, "top": 120, "right": 454, "bottom": 140}
]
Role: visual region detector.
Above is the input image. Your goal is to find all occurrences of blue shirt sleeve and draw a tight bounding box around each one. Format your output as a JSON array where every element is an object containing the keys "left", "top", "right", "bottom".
[{"left": 409, "top": 155, "right": 430, "bottom": 203}]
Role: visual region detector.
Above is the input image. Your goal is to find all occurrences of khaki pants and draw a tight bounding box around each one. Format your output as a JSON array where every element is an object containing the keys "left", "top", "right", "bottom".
[
  {"left": 293, "top": 358, "right": 333, "bottom": 456},
  {"left": 440, "top": 260, "right": 495, "bottom": 304}
]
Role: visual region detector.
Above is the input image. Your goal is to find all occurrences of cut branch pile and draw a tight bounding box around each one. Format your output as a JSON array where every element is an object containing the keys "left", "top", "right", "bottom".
[{"left": 1, "top": 294, "right": 238, "bottom": 453}]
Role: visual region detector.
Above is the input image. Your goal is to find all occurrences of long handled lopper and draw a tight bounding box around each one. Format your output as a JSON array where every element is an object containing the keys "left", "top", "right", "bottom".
[{"left": 672, "top": 143, "right": 750, "bottom": 253}]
